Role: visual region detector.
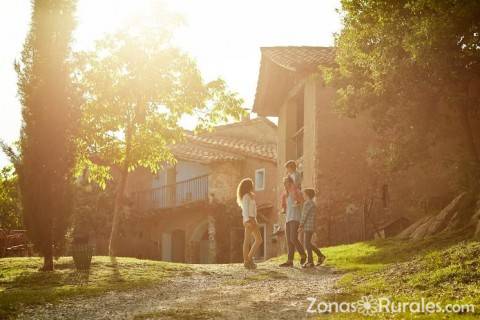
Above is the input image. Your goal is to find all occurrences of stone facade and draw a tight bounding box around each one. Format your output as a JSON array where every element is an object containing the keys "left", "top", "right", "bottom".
[
  {"left": 120, "top": 118, "right": 278, "bottom": 263},
  {"left": 253, "top": 46, "right": 479, "bottom": 245}
]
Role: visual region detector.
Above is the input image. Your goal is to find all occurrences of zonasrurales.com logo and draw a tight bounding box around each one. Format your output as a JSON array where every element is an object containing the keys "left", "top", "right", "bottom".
[
  {"left": 306, "top": 296, "right": 475, "bottom": 315},
  {"left": 356, "top": 295, "right": 380, "bottom": 316}
]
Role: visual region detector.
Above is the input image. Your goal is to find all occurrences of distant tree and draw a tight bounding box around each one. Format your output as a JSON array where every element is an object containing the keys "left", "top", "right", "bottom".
[
  {"left": 74, "top": 27, "right": 244, "bottom": 257},
  {"left": 0, "top": 166, "right": 22, "bottom": 230},
  {"left": 330, "top": 0, "right": 480, "bottom": 190},
  {"left": 13, "top": 0, "right": 79, "bottom": 271}
]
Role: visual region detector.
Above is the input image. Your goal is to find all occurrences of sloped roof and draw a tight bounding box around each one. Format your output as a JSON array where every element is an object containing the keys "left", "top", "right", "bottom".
[
  {"left": 170, "top": 117, "right": 277, "bottom": 164},
  {"left": 253, "top": 46, "right": 335, "bottom": 116},
  {"left": 187, "top": 135, "right": 276, "bottom": 162},
  {"left": 170, "top": 143, "right": 244, "bottom": 164},
  {"left": 261, "top": 46, "right": 335, "bottom": 72}
]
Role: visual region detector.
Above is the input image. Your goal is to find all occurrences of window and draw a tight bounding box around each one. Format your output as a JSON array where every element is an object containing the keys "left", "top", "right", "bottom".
[{"left": 255, "top": 168, "right": 266, "bottom": 191}]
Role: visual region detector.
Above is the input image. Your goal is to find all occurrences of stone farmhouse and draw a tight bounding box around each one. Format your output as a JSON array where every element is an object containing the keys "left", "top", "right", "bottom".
[
  {"left": 253, "top": 46, "right": 465, "bottom": 245},
  {"left": 118, "top": 117, "right": 280, "bottom": 263}
]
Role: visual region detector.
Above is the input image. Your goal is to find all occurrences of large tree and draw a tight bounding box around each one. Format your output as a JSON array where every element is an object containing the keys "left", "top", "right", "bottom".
[
  {"left": 330, "top": 0, "right": 480, "bottom": 190},
  {"left": 14, "top": 0, "right": 79, "bottom": 270},
  {"left": 74, "top": 27, "right": 244, "bottom": 257}
]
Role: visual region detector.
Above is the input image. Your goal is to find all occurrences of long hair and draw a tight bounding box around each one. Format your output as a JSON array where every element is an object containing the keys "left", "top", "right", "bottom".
[
  {"left": 237, "top": 178, "right": 254, "bottom": 207},
  {"left": 283, "top": 176, "right": 294, "bottom": 194}
]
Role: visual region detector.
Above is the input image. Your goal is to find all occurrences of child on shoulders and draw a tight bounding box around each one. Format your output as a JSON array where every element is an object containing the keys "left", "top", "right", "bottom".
[{"left": 280, "top": 160, "right": 303, "bottom": 214}]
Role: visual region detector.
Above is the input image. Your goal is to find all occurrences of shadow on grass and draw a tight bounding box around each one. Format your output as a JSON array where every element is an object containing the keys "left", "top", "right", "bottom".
[
  {"left": 108, "top": 256, "right": 124, "bottom": 283},
  {"left": 0, "top": 262, "right": 94, "bottom": 319},
  {"left": 0, "top": 256, "right": 188, "bottom": 318},
  {"left": 4, "top": 261, "right": 92, "bottom": 289}
]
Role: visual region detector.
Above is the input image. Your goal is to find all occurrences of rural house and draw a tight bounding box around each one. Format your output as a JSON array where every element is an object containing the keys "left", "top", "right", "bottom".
[
  {"left": 253, "top": 47, "right": 465, "bottom": 245},
  {"left": 118, "top": 117, "right": 279, "bottom": 263}
]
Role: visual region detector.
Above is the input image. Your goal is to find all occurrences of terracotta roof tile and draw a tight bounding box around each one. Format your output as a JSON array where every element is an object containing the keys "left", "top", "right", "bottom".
[
  {"left": 187, "top": 135, "right": 276, "bottom": 162},
  {"left": 170, "top": 118, "right": 277, "bottom": 164},
  {"left": 170, "top": 143, "right": 244, "bottom": 164},
  {"left": 261, "top": 46, "right": 335, "bottom": 71},
  {"left": 253, "top": 46, "right": 335, "bottom": 116}
]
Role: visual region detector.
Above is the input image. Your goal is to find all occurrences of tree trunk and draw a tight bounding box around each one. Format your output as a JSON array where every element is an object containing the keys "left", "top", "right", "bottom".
[
  {"left": 108, "top": 121, "right": 134, "bottom": 257},
  {"left": 41, "top": 244, "right": 54, "bottom": 271},
  {"left": 108, "top": 168, "right": 129, "bottom": 257}
]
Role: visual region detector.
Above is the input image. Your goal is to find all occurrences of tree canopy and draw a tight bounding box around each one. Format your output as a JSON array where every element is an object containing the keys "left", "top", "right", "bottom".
[
  {"left": 14, "top": 0, "right": 79, "bottom": 270},
  {"left": 330, "top": 0, "right": 480, "bottom": 188},
  {"left": 74, "top": 26, "right": 244, "bottom": 256}
]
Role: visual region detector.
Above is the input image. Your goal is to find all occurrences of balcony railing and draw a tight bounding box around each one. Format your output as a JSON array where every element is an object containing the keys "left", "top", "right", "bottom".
[{"left": 134, "top": 174, "right": 209, "bottom": 211}]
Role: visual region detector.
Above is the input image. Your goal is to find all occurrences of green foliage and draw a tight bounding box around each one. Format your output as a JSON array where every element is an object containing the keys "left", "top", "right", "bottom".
[
  {"left": 319, "top": 233, "right": 480, "bottom": 319},
  {"left": 14, "top": 0, "right": 79, "bottom": 269},
  {"left": 73, "top": 14, "right": 244, "bottom": 256},
  {"left": 70, "top": 181, "right": 115, "bottom": 244},
  {"left": 73, "top": 25, "right": 245, "bottom": 186},
  {"left": 330, "top": 0, "right": 480, "bottom": 186},
  {"left": 0, "top": 166, "right": 22, "bottom": 229},
  {"left": 213, "top": 201, "right": 242, "bottom": 263}
]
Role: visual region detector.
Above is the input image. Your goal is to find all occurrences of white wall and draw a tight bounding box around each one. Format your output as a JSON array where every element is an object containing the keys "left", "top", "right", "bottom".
[
  {"left": 151, "top": 161, "right": 210, "bottom": 188},
  {"left": 176, "top": 161, "right": 210, "bottom": 182}
]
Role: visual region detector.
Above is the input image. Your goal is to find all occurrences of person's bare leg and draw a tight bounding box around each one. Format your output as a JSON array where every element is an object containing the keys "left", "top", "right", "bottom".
[
  {"left": 247, "top": 224, "right": 263, "bottom": 261},
  {"left": 243, "top": 224, "right": 252, "bottom": 263}
]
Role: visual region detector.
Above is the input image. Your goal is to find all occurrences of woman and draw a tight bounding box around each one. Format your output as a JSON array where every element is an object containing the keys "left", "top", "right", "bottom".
[{"left": 237, "top": 178, "right": 263, "bottom": 269}]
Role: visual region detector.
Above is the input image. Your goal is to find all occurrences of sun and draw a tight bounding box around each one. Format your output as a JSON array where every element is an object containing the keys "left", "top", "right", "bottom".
[
  {"left": 74, "top": 0, "right": 201, "bottom": 130},
  {"left": 74, "top": 0, "right": 167, "bottom": 50}
]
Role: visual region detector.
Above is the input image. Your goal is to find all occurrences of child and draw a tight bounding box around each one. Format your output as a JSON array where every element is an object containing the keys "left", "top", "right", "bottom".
[
  {"left": 237, "top": 178, "right": 263, "bottom": 269},
  {"left": 298, "top": 188, "right": 325, "bottom": 268},
  {"left": 285, "top": 160, "right": 302, "bottom": 190},
  {"left": 280, "top": 160, "right": 303, "bottom": 213},
  {"left": 279, "top": 177, "right": 307, "bottom": 267},
  {"left": 280, "top": 176, "right": 303, "bottom": 214}
]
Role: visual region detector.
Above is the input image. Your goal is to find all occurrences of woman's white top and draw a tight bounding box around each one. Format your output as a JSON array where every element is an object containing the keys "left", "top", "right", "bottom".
[{"left": 241, "top": 194, "right": 257, "bottom": 223}]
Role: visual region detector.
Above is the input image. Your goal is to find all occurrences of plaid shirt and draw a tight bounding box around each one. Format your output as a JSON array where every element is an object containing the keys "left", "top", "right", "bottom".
[{"left": 300, "top": 200, "right": 316, "bottom": 231}]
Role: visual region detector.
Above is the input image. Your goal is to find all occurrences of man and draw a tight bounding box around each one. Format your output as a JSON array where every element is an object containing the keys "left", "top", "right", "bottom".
[{"left": 279, "top": 176, "right": 306, "bottom": 267}]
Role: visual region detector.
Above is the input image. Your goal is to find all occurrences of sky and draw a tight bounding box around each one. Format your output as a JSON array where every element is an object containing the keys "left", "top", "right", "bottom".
[{"left": 0, "top": 0, "right": 342, "bottom": 167}]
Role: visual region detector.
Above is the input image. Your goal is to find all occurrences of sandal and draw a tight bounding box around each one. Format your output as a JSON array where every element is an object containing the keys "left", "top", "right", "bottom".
[
  {"left": 279, "top": 261, "right": 293, "bottom": 267},
  {"left": 317, "top": 254, "right": 326, "bottom": 266},
  {"left": 302, "top": 262, "right": 315, "bottom": 268}
]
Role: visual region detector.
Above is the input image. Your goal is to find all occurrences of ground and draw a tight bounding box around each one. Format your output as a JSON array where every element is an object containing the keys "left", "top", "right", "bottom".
[
  {"left": 2, "top": 232, "right": 480, "bottom": 319},
  {"left": 15, "top": 262, "right": 340, "bottom": 320}
]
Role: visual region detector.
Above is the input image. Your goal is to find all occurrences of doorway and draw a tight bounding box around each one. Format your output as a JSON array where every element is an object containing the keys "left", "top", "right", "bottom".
[{"left": 171, "top": 229, "right": 186, "bottom": 262}]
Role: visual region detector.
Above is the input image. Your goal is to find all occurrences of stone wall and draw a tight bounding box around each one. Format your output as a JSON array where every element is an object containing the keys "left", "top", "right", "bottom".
[
  {"left": 311, "top": 78, "right": 475, "bottom": 241},
  {"left": 208, "top": 161, "right": 243, "bottom": 203},
  {"left": 313, "top": 82, "right": 376, "bottom": 217}
]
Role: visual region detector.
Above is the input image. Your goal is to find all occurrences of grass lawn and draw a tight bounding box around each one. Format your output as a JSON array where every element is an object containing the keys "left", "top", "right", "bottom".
[
  {"left": 1, "top": 233, "right": 479, "bottom": 320},
  {"left": 0, "top": 256, "right": 190, "bottom": 319},
  {"left": 310, "top": 231, "right": 480, "bottom": 319}
]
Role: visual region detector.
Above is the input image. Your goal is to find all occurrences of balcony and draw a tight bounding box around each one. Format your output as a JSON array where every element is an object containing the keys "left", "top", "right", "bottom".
[{"left": 134, "top": 174, "right": 209, "bottom": 211}]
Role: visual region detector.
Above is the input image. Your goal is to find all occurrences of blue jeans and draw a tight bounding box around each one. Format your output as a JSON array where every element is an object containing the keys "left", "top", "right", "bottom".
[
  {"left": 286, "top": 221, "right": 305, "bottom": 261},
  {"left": 304, "top": 231, "right": 323, "bottom": 263}
]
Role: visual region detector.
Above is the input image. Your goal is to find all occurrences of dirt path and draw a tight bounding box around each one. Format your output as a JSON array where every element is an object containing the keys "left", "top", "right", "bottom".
[{"left": 16, "top": 262, "right": 341, "bottom": 320}]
